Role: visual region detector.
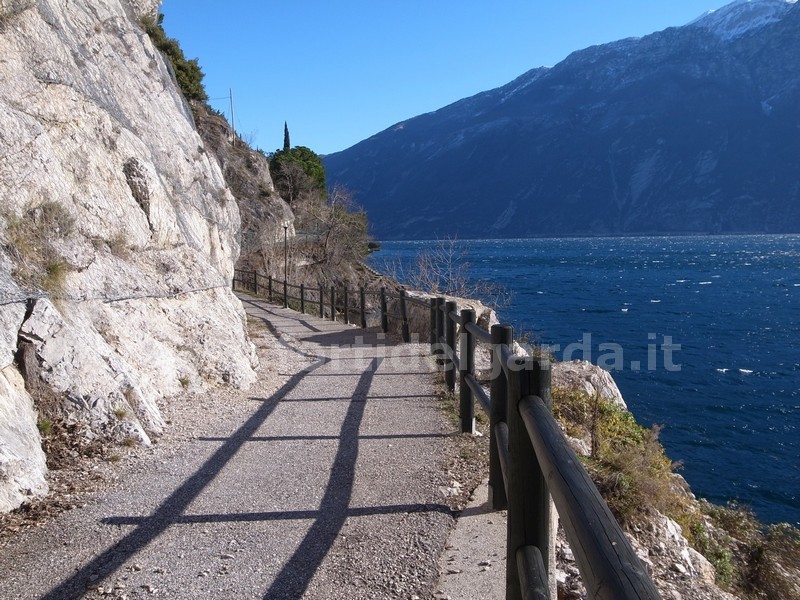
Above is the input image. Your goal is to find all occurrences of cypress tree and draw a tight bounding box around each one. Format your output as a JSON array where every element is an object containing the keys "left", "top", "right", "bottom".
[{"left": 283, "top": 122, "right": 291, "bottom": 152}]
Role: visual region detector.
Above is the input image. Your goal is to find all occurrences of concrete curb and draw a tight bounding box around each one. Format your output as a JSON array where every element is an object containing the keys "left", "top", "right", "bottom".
[{"left": 434, "top": 479, "right": 507, "bottom": 600}]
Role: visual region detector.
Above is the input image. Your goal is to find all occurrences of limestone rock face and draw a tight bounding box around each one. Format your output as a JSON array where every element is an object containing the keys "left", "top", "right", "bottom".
[
  {"left": 0, "top": 364, "right": 47, "bottom": 513},
  {"left": 195, "top": 105, "right": 296, "bottom": 276},
  {"left": 0, "top": 0, "right": 258, "bottom": 511},
  {"left": 552, "top": 360, "right": 627, "bottom": 409}
]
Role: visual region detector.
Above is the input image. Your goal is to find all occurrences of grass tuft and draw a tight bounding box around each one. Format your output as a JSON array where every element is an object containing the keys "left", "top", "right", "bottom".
[
  {"left": 3, "top": 200, "right": 74, "bottom": 293},
  {"left": 37, "top": 418, "right": 53, "bottom": 436}
]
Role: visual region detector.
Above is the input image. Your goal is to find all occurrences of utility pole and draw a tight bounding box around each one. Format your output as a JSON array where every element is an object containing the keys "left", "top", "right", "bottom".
[
  {"left": 283, "top": 224, "right": 289, "bottom": 280},
  {"left": 229, "top": 88, "right": 236, "bottom": 147},
  {"left": 283, "top": 223, "right": 289, "bottom": 308}
]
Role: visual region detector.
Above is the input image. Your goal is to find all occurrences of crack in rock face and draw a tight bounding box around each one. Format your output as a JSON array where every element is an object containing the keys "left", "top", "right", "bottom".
[{"left": 123, "top": 158, "right": 152, "bottom": 231}]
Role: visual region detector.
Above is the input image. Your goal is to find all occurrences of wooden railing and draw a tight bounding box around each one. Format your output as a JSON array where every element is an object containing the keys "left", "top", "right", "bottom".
[
  {"left": 232, "top": 269, "right": 662, "bottom": 600},
  {"left": 433, "top": 303, "right": 661, "bottom": 599},
  {"left": 232, "top": 269, "right": 428, "bottom": 341}
]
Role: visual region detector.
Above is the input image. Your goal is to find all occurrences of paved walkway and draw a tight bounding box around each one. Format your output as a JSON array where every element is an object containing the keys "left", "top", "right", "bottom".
[{"left": 0, "top": 295, "right": 458, "bottom": 599}]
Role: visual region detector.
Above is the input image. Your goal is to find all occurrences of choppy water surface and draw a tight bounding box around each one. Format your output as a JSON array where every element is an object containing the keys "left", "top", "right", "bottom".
[{"left": 370, "top": 235, "right": 800, "bottom": 525}]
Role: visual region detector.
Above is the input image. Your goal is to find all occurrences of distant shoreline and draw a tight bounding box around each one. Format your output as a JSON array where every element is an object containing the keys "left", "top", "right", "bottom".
[{"left": 370, "top": 231, "right": 800, "bottom": 243}]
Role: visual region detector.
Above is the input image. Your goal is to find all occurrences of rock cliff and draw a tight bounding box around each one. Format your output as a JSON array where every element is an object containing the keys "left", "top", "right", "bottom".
[
  {"left": 0, "top": 0, "right": 259, "bottom": 511},
  {"left": 193, "top": 104, "right": 296, "bottom": 276}
]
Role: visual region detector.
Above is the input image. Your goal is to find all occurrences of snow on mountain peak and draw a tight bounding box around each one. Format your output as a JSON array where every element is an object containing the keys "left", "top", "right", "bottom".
[{"left": 689, "top": 0, "right": 796, "bottom": 40}]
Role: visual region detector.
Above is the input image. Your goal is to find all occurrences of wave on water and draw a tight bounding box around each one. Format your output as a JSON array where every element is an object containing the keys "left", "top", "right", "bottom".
[{"left": 716, "top": 368, "right": 756, "bottom": 375}]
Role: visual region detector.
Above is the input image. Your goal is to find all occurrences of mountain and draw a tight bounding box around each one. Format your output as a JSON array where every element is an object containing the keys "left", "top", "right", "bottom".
[{"left": 324, "top": 0, "right": 800, "bottom": 239}]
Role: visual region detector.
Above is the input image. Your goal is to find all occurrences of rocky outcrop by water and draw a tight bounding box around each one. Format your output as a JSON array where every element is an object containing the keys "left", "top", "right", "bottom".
[{"left": 0, "top": 0, "right": 259, "bottom": 511}]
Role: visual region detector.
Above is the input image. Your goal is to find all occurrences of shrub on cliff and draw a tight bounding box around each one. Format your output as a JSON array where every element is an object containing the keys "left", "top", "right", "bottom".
[
  {"left": 552, "top": 388, "right": 678, "bottom": 523},
  {"left": 141, "top": 13, "right": 208, "bottom": 103},
  {"left": 692, "top": 502, "right": 800, "bottom": 597},
  {"left": 552, "top": 386, "right": 800, "bottom": 598},
  {"left": 2, "top": 201, "right": 74, "bottom": 293},
  {"left": 269, "top": 146, "right": 327, "bottom": 203}
]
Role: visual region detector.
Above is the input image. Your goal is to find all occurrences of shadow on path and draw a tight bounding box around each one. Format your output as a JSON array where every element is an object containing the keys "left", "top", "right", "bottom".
[
  {"left": 42, "top": 365, "right": 316, "bottom": 599},
  {"left": 95, "top": 355, "right": 450, "bottom": 600},
  {"left": 261, "top": 357, "right": 376, "bottom": 599},
  {"left": 44, "top": 297, "right": 444, "bottom": 599}
]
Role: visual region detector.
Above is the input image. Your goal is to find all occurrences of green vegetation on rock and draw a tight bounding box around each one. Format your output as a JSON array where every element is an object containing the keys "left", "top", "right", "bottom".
[
  {"left": 552, "top": 386, "right": 800, "bottom": 598},
  {"left": 269, "top": 145, "right": 327, "bottom": 203},
  {"left": 141, "top": 13, "right": 208, "bottom": 103}
]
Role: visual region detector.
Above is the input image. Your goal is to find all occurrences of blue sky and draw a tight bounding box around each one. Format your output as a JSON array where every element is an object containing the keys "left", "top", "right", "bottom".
[{"left": 160, "top": 1, "right": 727, "bottom": 156}]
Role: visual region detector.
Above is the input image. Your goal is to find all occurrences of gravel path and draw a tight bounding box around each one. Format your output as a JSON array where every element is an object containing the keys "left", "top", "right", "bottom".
[{"left": 0, "top": 295, "right": 461, "bottom": 599}]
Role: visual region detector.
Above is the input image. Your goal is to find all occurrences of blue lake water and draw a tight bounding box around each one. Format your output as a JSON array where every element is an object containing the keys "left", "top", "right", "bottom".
[{"left": 369, "top": 235, "right": 800, "bottom": 525}]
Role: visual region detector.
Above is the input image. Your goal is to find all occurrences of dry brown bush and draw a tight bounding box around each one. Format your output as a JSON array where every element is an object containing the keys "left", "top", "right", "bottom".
[{"left": 3, "top": 200, "right": 74, "bottom": 293}]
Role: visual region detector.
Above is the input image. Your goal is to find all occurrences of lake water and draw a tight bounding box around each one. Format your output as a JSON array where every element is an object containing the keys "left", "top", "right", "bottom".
[{"left": 369, "top": 235, "right": 800, "bottom": 525}]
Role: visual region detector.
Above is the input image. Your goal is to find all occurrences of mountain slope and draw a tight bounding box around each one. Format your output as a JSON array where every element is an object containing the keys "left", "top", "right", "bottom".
[{"left": 324, "top": 0, "right": 800, "bottom": 239}]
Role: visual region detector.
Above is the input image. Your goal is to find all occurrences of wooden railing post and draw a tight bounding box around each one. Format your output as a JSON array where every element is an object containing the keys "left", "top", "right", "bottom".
[
  {"left": 300, "top": 284, "right": 305, "bottom": 314},
  {"left": 330, "top": 286, "right": 336, "bottom": 322},
  {"left": 444, "top": 300, "right": 457, "bottom": 391},
  {"left": 431, "top": 297, "right": 444, "bottom": 374},
  {"left": 530, "top": 359, "right": 554, "bottom": 598},
  {"left": 360, "top": 287, "right": 367, "bottom": 328},
  {"left": 343, "top": 287, "right": 350, "bottom": 325},
  {"left": 490, "top": 324, "right": 513, "bottom": 510},
  {"left": 268, "top": 276, "right": 273, "bottom": 302},
  {"left": 429, "top": 298, "right": 437, "bottom": 352},
  {"left": 283, "top": 278, "right": 288, "bottom": 308},
  {"left": 435, "top": 297, "right": 445, "bottom": 357},
  {"left": 506, "top": 358, "right": 530, "bottom": 600},
  {"left": 459, "top": 309, "right": 476, "bottom": 434},
  {"left": 380, "top": 288, "right": 388, "bottom": 333},
  {"left": 319, "top": 285, "right": 324, "bottom": 319},
  {"left": 399, "top": 290, "right": 410, "bottom": 342},
  {"left": 506, "top": 357, "right": 553, "bottom": 600}
]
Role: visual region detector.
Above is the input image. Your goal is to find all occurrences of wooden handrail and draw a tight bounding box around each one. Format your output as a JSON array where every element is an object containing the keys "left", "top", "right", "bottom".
[
  {"left": 466, "top": 320, "right": 493, "bottom": 343},
  {"left": 231, "top": 267, "right": 662, "bottom": 599},
  {"left": 519, "top": 394, "right": 661, "bottom": 599}
]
